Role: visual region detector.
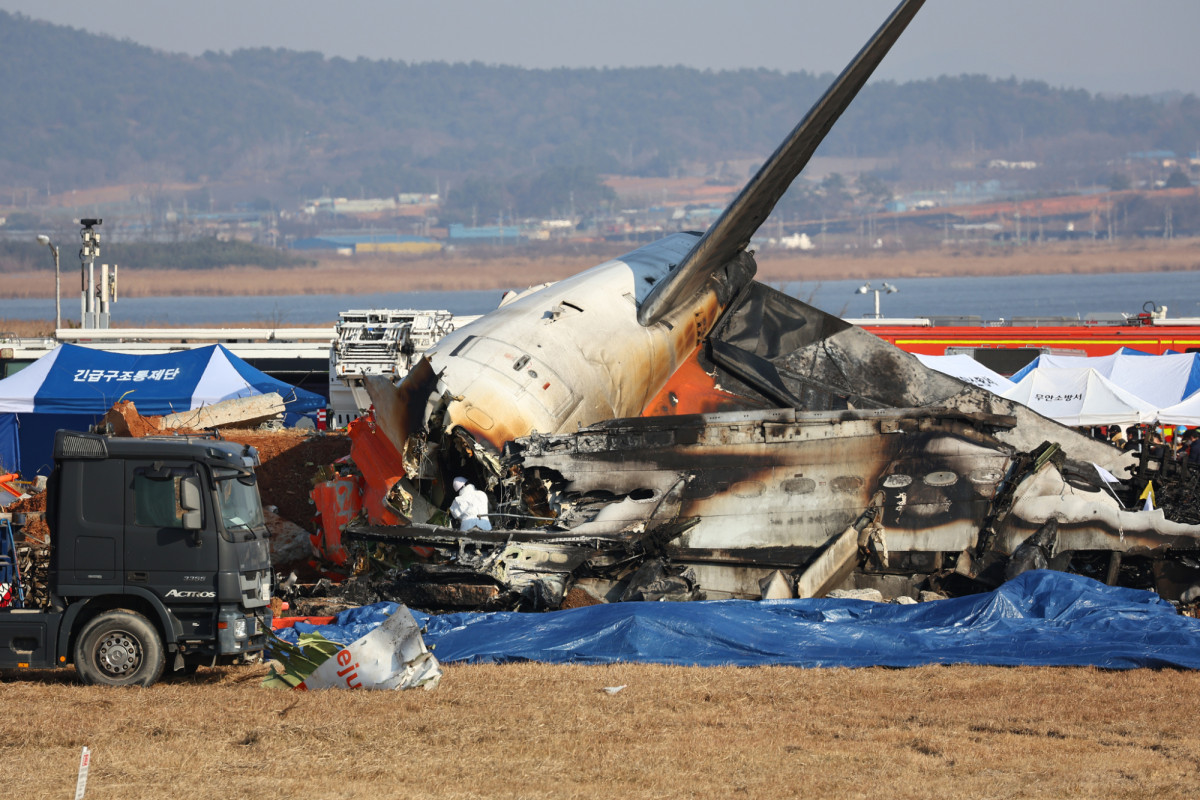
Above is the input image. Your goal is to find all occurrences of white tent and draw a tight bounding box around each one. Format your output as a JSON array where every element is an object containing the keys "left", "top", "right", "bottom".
[
  {"left": 1002, "top": 366, "right": 1158, "bottom": 427},
  {"left": 915, "top": 354, "right": 1014, "bottom": 394},
  {"left": 1156, "top": 391, "right": 1200, "bottom": 426},
  {"left": 1011, "top": 352, "right": 1200, "bottom": 409}
]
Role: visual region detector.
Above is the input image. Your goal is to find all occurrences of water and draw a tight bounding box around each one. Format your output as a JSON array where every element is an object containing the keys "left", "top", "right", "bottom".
[
  {"left": 786, "top": 270, "right": 1200, "bottom": 321},
  {"left": 0, "top": 271, "right": 1197, "bottom": 326}
]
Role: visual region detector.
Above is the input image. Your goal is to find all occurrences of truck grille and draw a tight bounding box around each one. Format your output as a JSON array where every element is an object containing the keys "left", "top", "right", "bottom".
[
  {"left": 56, "top": 433, "right": 108, "bottom": 459},
  {"left": 238, "top": 569, "right": 270, "bottom": 609}
]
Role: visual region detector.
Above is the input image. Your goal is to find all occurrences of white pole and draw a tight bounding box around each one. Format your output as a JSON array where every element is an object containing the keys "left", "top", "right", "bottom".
[
  {"left": 53, "top": 246, "right": 60, "bottom": 332},
  {"left": 74, "top": 745, "right": 90, "bottom": 799},
  {"left": 87, "top": 260, "right": 95, "bottom": 327},
  {"left": 100, "top": 263, "right": 109, "bottom": 326}
]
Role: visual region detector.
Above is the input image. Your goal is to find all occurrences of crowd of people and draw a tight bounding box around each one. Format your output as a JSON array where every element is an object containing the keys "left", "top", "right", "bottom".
[{"left": 1092, "top": 424, "right": 1200, "bottom": 465}]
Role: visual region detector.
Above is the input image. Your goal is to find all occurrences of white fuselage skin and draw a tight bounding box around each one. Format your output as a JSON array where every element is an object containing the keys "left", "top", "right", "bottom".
[{"left": 422, "top": 233, "right": 721, "bottom": 450}]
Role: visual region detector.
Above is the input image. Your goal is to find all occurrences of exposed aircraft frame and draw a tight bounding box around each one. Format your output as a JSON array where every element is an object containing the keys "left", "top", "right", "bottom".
[{"left": 310, "top": 0, "right": 1200, "bottom": 610}]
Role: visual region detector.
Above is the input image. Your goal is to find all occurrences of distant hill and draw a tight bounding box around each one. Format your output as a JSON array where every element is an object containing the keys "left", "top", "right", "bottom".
[{"left": 2, "top": 11, "right": 1197, "bottom": 207}]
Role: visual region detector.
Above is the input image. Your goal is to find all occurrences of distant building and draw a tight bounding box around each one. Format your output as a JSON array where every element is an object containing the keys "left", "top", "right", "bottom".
[
  {"left": 303, "top": 195, "right": 439, "bottom": 216},
  {"left": 447, "top": 224, "right": 521, "bottom": 243},
  {"left": 779, "top": 233, "right": 814, "bottom": 250},
  {"left": 1127, "top": 150, "right": 1178, "bottom": 168},
  {"left": 290, "top": 234, "right": 441, "bottom": 255},
  {"left": 987, "top": 159, "right": 1038, "bottom": 170}
]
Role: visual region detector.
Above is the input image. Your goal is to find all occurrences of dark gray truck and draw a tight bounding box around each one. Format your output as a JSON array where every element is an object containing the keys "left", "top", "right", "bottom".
[{"left": 0, "top": 430, "right": 272, "bottom": 686}]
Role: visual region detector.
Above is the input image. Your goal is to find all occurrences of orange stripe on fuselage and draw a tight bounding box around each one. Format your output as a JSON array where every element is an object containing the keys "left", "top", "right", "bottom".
[{"left": 641, "top": 347, "right": 754, "bottom": 417}]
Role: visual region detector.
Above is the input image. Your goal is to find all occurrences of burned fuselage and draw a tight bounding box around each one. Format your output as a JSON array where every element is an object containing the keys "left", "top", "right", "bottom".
[
  {"left": 501, "top": 406, "right": 1013, "bottom": 602},
  {"left": 315, "top": 0, "right": 1200, "bottom": 609},
  {"left": 339, "top": 242, "right": 1200, "bottom": 609}
]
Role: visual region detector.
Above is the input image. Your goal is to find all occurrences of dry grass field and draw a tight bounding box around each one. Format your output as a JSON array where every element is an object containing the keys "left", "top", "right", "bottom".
[
  {"left": 1, "top": 661, "right": 1198, "bottom": 799},
  {"left": 754, "top": 236, "right": 1200, "bottom": 283},
  {"left": 2, "top": 238, "right": 1200, "bottom": 301},
  {"left": 0, "top": 318, "right": 55, "bottom": 337}
]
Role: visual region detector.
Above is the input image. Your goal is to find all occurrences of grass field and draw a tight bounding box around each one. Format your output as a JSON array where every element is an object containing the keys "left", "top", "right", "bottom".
[{"left": 2, "top": 662, "right": 1198, "bottom": 799}]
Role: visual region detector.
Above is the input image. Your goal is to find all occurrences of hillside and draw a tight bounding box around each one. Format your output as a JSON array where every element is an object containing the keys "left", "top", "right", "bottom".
[{"left": 2, "top": 10, "right": 1198, "bottom": 208}]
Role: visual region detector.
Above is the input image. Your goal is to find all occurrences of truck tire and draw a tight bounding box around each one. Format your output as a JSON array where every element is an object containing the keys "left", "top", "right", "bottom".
[{"left": 74, "top": 610, "right": 166, "bottom": 687}]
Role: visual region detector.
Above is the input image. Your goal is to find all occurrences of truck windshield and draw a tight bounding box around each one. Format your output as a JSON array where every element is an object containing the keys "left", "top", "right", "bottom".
[{"left": 214, "top": 468, "right": 265, "bottom": 538}]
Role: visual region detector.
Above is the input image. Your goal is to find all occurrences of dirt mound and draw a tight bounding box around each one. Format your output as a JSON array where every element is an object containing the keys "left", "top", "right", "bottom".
[
  {"left": 215, "top": 430, "right": 350, "bottom": 532},
  {"left": 102, "top": 400, "right": 162, "bottom": 437},
  {"left": 6, "top": 493, "right": 46, "bottom": 513}
]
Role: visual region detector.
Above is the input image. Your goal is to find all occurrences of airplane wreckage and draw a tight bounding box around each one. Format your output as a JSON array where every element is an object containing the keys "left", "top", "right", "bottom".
[{"left": 307, "top": 0, "right": 1200, "bottom": 610}]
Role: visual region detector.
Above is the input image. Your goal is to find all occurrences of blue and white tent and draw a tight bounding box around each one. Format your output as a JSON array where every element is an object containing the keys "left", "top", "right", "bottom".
[
  {"left": 1002, "top": 366, "right": 1158, "bottom": 427},
  {"left": 0, "top": 343, "right": 325, "bottom": 476},
  {"left": 1010, "top": 350, "right": 1200, "bottom": 409}
]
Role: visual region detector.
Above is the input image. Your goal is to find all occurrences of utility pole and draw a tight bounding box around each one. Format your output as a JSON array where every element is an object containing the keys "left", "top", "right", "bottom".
[
  {"left": 35, "top": 234, "right": 61, "bottom": 331},
  {"left": 78, "top": 219, "right": 102, "bottom": 329}
]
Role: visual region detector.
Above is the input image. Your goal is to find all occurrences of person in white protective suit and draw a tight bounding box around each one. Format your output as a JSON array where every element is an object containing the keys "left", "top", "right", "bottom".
[{"left": 449, "top": 476, "right": 492, "bottom": 531}]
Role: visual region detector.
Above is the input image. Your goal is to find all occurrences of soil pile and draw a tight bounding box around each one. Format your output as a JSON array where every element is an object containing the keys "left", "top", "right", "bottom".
[
  {"left": 7, "top": 493, "right": 46, "bottom": 513},
  {"left": 213, "top": 429, "right": 350, "bottom": 531},
  {"left": 101, "top": 401, "right": 162, "bottom": 437}
]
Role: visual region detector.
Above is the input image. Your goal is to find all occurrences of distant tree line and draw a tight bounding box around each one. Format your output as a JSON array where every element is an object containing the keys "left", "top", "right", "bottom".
[
  {"left": 1, "top": 11, "right": 1198, "bottom": 221},
  {"left": 113, "top": 239, "right": 314, "bottom": 270},
  {"left": 0, "top": 238, "right": 312, "bottom": 273}
]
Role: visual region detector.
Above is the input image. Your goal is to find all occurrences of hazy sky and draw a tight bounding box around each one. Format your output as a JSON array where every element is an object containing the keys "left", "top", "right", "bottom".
[{"left": 3, "top": 0, "right": 1199, "bottom": 95}]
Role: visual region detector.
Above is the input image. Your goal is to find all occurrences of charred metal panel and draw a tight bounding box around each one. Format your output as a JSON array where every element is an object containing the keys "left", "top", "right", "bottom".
[
  {"left": 1001, "top": 468, "right": 1200, "bottom": 554},
  {"left": 365, "top": 358, "right": 437, "bottom": 461},
  {"left": 709, "top": 285, "right": 1131, "bottom": 474},
  {"left": 510, "top": 408, "right": 1009, "bottom": 559},
  {"left": 715, "top": 282, "right": 852, "bottom": 359}
]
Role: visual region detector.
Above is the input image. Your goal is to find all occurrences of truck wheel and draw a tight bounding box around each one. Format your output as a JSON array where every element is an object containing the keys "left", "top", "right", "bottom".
[{"left": 74, "top": 610, "right": 165, "bottom": 687}]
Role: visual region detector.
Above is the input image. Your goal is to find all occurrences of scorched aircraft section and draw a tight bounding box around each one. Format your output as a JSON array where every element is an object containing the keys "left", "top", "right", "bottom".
[{"left": 308, "top": 0, "right": 1200, "bottom": 609}]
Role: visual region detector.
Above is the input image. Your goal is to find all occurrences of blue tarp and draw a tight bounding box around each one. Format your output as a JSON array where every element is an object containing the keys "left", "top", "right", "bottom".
[
  {"left": 0, "top": 343, "right": 325, "bottom": 476},
  {"left": 271, "top": 571, "right": 1200, "bottom": 670}
]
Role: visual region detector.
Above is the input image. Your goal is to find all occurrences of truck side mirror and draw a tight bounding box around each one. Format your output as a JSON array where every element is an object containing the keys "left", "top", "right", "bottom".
[{"left": 180, "top": 476, "right": 202, "bottom": 531}]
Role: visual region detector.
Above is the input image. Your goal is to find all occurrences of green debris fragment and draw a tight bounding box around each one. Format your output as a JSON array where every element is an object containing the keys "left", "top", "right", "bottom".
[{"left": 262, "top": 630, "right": 341, "bottom": 689}]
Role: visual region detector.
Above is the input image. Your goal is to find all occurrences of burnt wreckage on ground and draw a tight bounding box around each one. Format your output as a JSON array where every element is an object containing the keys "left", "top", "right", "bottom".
[{"left": 315, "top": 0, "right": 1200, "bottom": 610}]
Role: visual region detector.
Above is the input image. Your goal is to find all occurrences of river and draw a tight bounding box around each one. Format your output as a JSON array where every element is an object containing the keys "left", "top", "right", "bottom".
[{"left": 0, "top": 269, "right": 1196, "bottom": 326}]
